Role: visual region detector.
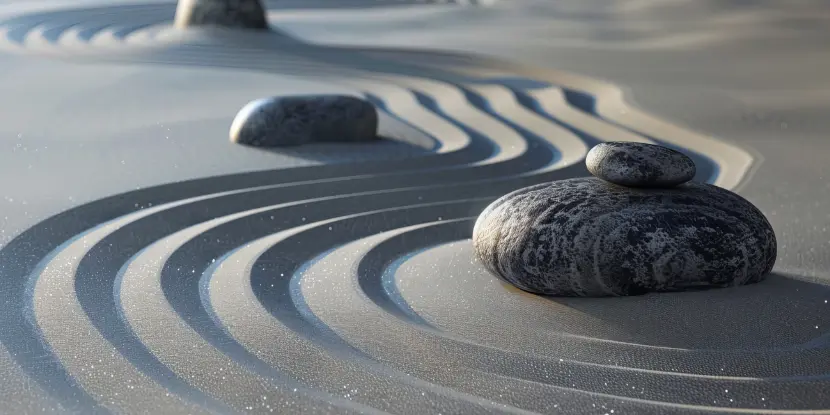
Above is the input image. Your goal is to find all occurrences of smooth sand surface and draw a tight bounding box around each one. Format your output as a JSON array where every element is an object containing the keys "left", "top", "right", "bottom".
[{"left": 0, "top": 0, "right": 828, "bottom": 413}]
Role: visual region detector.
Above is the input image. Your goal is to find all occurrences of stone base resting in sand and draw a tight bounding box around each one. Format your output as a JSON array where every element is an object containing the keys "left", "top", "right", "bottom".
[
  {"left": 175, "top": 0, "right": 269, "bottom": 30},
  {"left": 229, "top": 95, "right": 380, "bottom": 147},
  {"left": 473, "top": 142, "right": 777, "bottom": 297}
]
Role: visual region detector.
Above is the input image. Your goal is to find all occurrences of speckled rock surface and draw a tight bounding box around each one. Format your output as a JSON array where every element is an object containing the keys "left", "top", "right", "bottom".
[
  {"left": 229, "top": 95, "right": 379, "bottom": 147},
  {"left": 175, "top": 0, "right": 268, "bottom": 30},
  {"left": 472, "top": 178, "right": 777, "bottom": 297},
  {"left": 586, "top": 142, "right": 696, "bottom": 188}
]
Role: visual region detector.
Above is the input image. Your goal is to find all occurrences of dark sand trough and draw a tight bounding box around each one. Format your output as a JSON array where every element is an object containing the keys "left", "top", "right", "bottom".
[{"left": 0, "top": 0, "right": 828, "bottom": 414}]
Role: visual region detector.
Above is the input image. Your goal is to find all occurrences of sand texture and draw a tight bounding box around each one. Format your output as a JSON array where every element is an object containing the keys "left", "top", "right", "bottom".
[{"left": 0, "top": 0, "right": 828, "bottom": 414}]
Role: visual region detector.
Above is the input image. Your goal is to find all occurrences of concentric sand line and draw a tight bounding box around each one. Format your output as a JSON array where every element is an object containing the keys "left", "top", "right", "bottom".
[{"left": 22, "top": 76, "right": 582, "bottom": 412}]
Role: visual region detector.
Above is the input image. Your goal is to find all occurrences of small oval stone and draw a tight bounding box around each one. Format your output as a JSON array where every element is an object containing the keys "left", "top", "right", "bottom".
[
  {"left": 230, "top": 95, "right": 379, "bottom": 147},
  {"left": 175, "top": 0, "right": 269, "bottom": 30},
  {"left": 586, "top": 142, "right": 696, "bottom": 188},
  {"left": 472, "top": 178, "right": 777, "bottom": 297}
]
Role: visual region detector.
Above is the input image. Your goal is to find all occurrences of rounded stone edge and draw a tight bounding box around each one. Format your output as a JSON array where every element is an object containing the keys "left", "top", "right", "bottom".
[
  {"left": 174, "top": 0, "right": 270, "bottom": 31},
  {"left": 472, "top": 178, "right": 778, "bottom": 297},
  {"left": 585, "top": 142, "right": 697, "bottom": 188},
  {"left": 229, "top": 95, "right": 381, "bottom": 148}
]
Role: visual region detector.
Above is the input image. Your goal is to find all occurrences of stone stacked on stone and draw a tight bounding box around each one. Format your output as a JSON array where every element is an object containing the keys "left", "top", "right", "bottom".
[
  {"left": 230, "top": 95, "right": 380, "bottom": 147},
  {"left": 473, "top": 142, "right": 777, "bottom": 297},
  {"left": 586, "top": 141, "right": 696, "bottom": 188},
  {"left": 175, "top": 0, "right": 269, "bottom": 30}
]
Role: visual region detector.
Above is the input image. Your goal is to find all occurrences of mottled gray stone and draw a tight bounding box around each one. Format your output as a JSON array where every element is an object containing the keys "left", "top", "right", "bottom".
[
  {"left": 175, "top": 0, "right": 268, "bottom": 30},
  {"left": 472, "top": 178, "right": 777, "bottom": 297},
  {"left": 586, "top": 142, "right": 696, "bottom": 188},
  {"left": 229, "top": 95, "right": 379, "bottom": 147}
]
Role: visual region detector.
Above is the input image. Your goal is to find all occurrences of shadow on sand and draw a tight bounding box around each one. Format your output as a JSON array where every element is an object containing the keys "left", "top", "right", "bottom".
[{"left": 540, "top": 272, "right": 830, "bottom": 351}]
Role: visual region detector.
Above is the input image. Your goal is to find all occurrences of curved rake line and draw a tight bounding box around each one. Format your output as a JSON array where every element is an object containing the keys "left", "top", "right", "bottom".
[
  {"left": 84, "top": 71, "right": 600, "bottom": 412},
  {"left": 144, "top": 73, "right": 572, "bottom": 362},
  {"left": 1, "top": 48, "right": 752, "bottom": 400},
  {"left": 132, "top": 199, "right": 534, "bottom": 415},
  {"left": 43, "top": 41, "right": 728, "bottom": 186},
  {"left": 0, "top": 57, "right": 566, "bottom": 410},
  {"left": 153, "top": 79, "right": 572, "bottom": 374},
  {"left": 63, "top": 85, "right": 508, "bottom": 412},
  {"left": 363, "top": 233, "right": 830, "bottom": 380},
  {"left": 377, "top": 75, "right": 528, "bottom": 163},
  {"left": 0, "top": 0, "right": 498, "bottom": 52},
  {"left": 26, "top": 69, "right": 568, "bottom": 412},
  {"left": 0, "top": 4, "right": 171, "bottom": 50},
  {"left": 493, "top": 64, "right": 755, "bottom": 190},
  {"left": 428, "top": 61, "right": 746, "bottom": 186},
  {"left": 27, "top": 186, "right": 314, "bottom": 415},
  {"left": 237, "top": 200, "right": 822, "bottom": 407},
  {"left": 296, "top": 219, "right": 830, "bottom": 414},
  {"left": 443, "top": 64, "right": 725, "bottom": 185},
  {"left": 461, "top": 82, "right": 588, "bottom": 167},
  {"left": 0, "top": 10, "right": 736, "bottom": 188},
  {"left": 116, "top": 209, "right": 385, "bottom": 414},
  {"left": 285, "top": 208, "right": 827, "bottom": 404},
  {"left": 206, "top": 215, "right": 532, "bottom": 415}
]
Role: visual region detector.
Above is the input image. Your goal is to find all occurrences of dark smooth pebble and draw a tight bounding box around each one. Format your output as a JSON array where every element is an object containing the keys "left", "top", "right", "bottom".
[
  {"left": 175, "top": 0, "right": 269, "bottom": 30},
  {"left": 586, "top": 142, "right": 696, "bottom": 188},
  {"left": 230, "top": 95, "right": 379, "bottom": 147},
  {"left": 472, "top": 178, "right": 777, "bottom": 297}
]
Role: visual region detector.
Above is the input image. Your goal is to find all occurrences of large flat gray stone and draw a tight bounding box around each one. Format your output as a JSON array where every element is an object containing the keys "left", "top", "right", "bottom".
[{"left": 473, "top": 178, "right": 777, "bottom": 297}]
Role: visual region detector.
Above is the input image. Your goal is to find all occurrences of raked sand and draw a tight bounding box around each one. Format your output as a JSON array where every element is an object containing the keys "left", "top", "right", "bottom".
[{"left": 0, "top": 0, "right": 829, "bottom": 413}]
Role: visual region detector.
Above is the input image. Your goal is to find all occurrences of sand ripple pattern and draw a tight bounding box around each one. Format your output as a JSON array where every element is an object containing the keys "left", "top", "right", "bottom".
[{"left": 2, "top": 2, "right": 825, "bottom": 415}]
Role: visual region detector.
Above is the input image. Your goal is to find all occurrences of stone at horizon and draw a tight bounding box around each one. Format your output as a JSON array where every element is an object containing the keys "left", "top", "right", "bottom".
[{"left": 175, "top": 0, "right": 269, "bottom": 30}]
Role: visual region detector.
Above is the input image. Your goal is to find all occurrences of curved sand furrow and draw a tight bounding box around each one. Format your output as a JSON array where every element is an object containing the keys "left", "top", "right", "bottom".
[
  {"left": 120, "top": 105, "right": 581, "bottom": 374},
  {"left": 24, "top": 69, "right": 581, "bottom": 411},
  {"left": 0, "top": 4, "right": 170, "bottom": 51},
  {"left": 349, "top": 79, "right": 472, "bottom": 153},
  {"left": 30, "top": 202, "right": 231, "bottom": 415},
  {"left": 299, "top": 223, "right": 830, "bottom": 411},
  {"left": 209, "top": 216, "right": 649, "bottom": 415},
  {"left": 360, "top": 232, "right": 830, "bottom": 387},
  {"left": 395, "top": 241, "right": 830, "bottom": 368},
  {"left": 32, "top": 8, "right": 169, "bottom": 50},
  {"left": 116, "top": 212, "right": 382, "bottom": 415},
  {"left": 0, "top": 3, "right": 749, "bottom": 190},
  {"left": 376, "top": 75, "right": 527, "bottom": 163},
  {"left": 502, "top": 64, "right": 755, "bottom": 189},
  {"left": 366, "top": 63, "right": 728, "bottom": 185},
  {"left": 297, "top": 221, "right": 830, "bottom": 414},
  {"left": 101, "top": 75, "right": 597, "bottom": 410},
  {"left": 0, "top": 0, "right": 497, "bottom": 52},
  {"left": 435, "top": 66, "right": 728, "bottom": 184},
  {"left": 125, "top": 201, "right": 530, "bottom": 415},
  {"left": 461, "top": 82, "right": 586, "bottom": 168}
]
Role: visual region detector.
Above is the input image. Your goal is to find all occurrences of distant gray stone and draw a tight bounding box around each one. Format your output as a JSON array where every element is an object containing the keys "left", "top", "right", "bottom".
[
  {"left": 472, "top": 178, "right": 777, "bottom": 297},
  {"left": 586, "top": 142, "right": 696, "bottom": 188},
  {"left": 175, "top": 0, "right": 268, "bottom": 30},
  {"left": 230, "top": 95, "right": 379, "bottom": 147}
]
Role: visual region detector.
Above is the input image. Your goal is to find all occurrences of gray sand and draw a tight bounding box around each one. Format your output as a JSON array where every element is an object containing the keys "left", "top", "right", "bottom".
[{"left": 0, "top": 0, "right": 828, "bottom": 413}]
